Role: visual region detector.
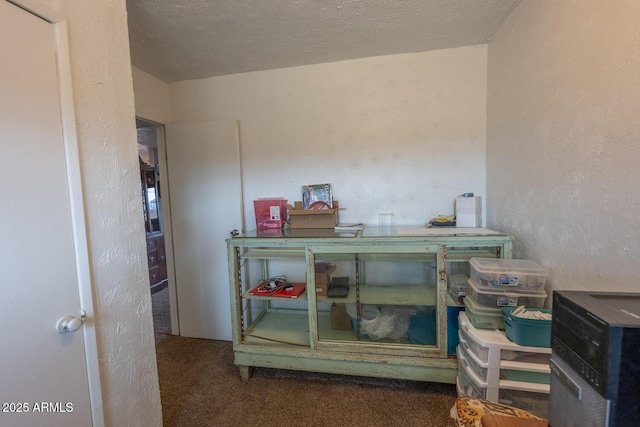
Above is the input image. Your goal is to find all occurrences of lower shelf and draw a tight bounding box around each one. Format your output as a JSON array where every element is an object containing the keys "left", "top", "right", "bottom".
[
  {"left": 242, "top": 310, "right": 438, "bottom": 347},
  {"left": 237, "top": 310, "right": 458, "bottom": 384},
  {"left": 243, "top": 311, "right": 310, "bottom": 346},
  {"left": 241, "top": 311, "right": 389, "bottom": 346}
]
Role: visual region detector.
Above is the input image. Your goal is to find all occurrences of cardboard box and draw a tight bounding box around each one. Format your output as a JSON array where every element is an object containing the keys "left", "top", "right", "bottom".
[
  {"left": 330, "top": 303, "right": 353, "bottom": 330},
  {"left": 287, "top": 201, "right": 339, "bottom": 229},
  {"left": 315, "top": 273, "right": 330, "bottom": 295},
  {"left": 311, "top": 262, "right": 335, "bottom": 296}
]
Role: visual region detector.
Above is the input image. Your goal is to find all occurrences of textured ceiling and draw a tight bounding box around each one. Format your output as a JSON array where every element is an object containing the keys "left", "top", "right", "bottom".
[{"left": 127, "top": 0, "right": 520, "bottom": 83}]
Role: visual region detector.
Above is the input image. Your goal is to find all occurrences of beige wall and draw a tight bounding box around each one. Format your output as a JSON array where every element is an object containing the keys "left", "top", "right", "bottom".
[
  {"left": 42, "top": 1, "right": 162, "bottom": 425},
  {"left": 487, "top": 0, "right": 640, "bottom": 293},
  {"left": 132, "top": 67, "right": 171, "bottom": 124},
  {"left": 169, "top": 45, "right": 488, "bottom": 228},
  {"left": 41, "top": 0, "right": 640, "bottom": 422}
]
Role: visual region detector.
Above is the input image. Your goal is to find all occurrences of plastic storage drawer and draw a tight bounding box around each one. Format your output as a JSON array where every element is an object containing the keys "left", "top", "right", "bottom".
[
  {"left": 500, "top": 369, "right": 550, "bottom": 384},
  {"left": 457, "top": 347, "right": 488, "bottom": 399},
  {"left": 500, "top": 350, "right": 550, "bottom": 365},
  {"left": 468, "top": 278, "right": 547, "bottom": 308},
  {"left": 469, "top": 258, "right": 548, "bottom": 290},
  {"left": 464, "top": 294, "right": 505, "bottom": 329},
  {"left": 498, "top": 388, "right": 549, "bottom": 419},
  {"left": 459, "top": 329, "right": 549, "bottom": 385},
  {"left": 459, "top": 324, "right": 490, "bottom": 364},
  {"left": 457, "top": 312, "right": 551, "bottom": 410},
  {"left": 458, "top": 339, "right": 489, "bottom": 382}
]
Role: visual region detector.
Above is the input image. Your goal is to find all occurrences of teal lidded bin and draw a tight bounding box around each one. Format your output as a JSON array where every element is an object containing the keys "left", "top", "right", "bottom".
[{"left": 502, "top": 307, "right": 552, "bottom": 348}]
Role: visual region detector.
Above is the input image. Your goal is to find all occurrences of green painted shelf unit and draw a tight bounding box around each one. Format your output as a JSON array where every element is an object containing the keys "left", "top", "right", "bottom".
[{"left": 226, "top": 227, "right": 513, "bottom": 383}]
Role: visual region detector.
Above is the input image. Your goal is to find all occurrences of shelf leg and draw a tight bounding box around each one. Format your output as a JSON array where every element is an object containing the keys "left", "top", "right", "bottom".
[{"left": 238, "top": 365, "right": 253, "bottom": 382}]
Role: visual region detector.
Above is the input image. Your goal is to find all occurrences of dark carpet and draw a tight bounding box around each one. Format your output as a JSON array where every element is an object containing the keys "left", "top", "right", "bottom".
[{"left": 152, "top": 287, "right": 458, "bottom": 426}]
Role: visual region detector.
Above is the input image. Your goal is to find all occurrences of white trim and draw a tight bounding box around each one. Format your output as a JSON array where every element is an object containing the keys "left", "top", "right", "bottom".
[
  {"left": 8, "top": 1, "right": 105, "bottom": 426},
  {"left": 234, "top": 120, "right": 247, "bottom": 234},
  {"left": 54, "top": 20, "right": 105, "bottom": 427},
  {"left": 155, "top": 125, "right": 181, "bottom": 335}
]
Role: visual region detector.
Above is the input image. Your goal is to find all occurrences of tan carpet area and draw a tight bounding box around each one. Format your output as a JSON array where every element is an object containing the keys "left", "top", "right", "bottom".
[{"left": 152, "top": 288, "right": 458, "bottom": 427}]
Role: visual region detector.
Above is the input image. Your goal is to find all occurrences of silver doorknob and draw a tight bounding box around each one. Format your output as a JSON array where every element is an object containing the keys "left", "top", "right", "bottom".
[{"left": 56, "top": 311, "right": 86, "bottom": 333}]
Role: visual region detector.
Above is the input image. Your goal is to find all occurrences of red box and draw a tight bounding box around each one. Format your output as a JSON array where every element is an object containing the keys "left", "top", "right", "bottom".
[{"left": 254, "top": 198, "right": 287, "bottom": 229}]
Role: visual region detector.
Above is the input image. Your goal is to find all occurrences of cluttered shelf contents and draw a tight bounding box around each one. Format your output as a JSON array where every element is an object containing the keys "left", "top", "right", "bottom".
[
  {"left": 453, "top": 257, "right": 553, "bottom": 419},
  {"left": 226, "top": 228, "right": 513, "bottom": 383}
]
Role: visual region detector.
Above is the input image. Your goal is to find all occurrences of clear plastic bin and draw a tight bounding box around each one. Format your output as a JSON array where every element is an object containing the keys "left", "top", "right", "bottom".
[
  {"left": 501, "top": 350, "right": 551, "bottom": 365},
  {"left": 457, "top": 348, "right": 488, "bottom": 399},
  {"left": 499, "top": 388, "right": 549, "bottom": 418},
  {"left": 470, "top": 258, "right": 548, "bottom": 290},
  {"left": 468, "top": 278, "right": 547, "bottom": 308},
  {"left": 448, "top": 274, "right": 469, "bottom": 302},
  {"left": 464, "top": 294, "right": 505, "bottom": 329},
  {"left": 459, "top": 325, "right": 490, "bottom": 364}
]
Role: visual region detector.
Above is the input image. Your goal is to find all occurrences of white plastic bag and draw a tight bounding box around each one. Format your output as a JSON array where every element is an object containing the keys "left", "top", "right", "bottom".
[
  {"left": 346, "top": 304, "right": 412, "bottom": 340},
  {"left": 380, "top": 305, "right": 411, "bottom": 339}
]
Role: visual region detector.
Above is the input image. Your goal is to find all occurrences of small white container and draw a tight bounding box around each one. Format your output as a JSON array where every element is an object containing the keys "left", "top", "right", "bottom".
[
  {"left": 470, "top": 258, "right": 549, "bottom": 290},
  {"left": 468, "top": 278, "right": 547, "bottom": 309}
]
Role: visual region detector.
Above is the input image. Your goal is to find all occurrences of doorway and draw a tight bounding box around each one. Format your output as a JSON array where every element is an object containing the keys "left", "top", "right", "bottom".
[
  {"left": 134, "top": 118, "right": 243, "bottom": 340},
  {"left": 136, "top": 118, "right": 172, "bottom": 335}
]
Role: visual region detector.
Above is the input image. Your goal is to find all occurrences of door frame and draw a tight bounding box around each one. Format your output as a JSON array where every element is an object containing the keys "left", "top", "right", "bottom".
[
  {"left": 136, "top": 117, "right": 181, "bottom": 335},
  {"left": 155, "top": 124, "right": 181, "bottom": 335},
  {"left": 9, "top": 0, "right": 104, "bottom": 425}
]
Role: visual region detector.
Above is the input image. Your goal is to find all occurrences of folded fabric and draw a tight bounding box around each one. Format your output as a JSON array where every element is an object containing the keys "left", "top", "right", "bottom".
[{"left": 451, "top": 397, "right": 544, "bottom": 427}]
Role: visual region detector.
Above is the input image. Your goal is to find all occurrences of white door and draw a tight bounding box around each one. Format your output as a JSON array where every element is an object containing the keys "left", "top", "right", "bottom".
[
  {"left": 0, "top": 2, "right": 99, "bottom": 426},
  {"left": 165, "top": 121, "right": 243, "bottom": 340}
]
